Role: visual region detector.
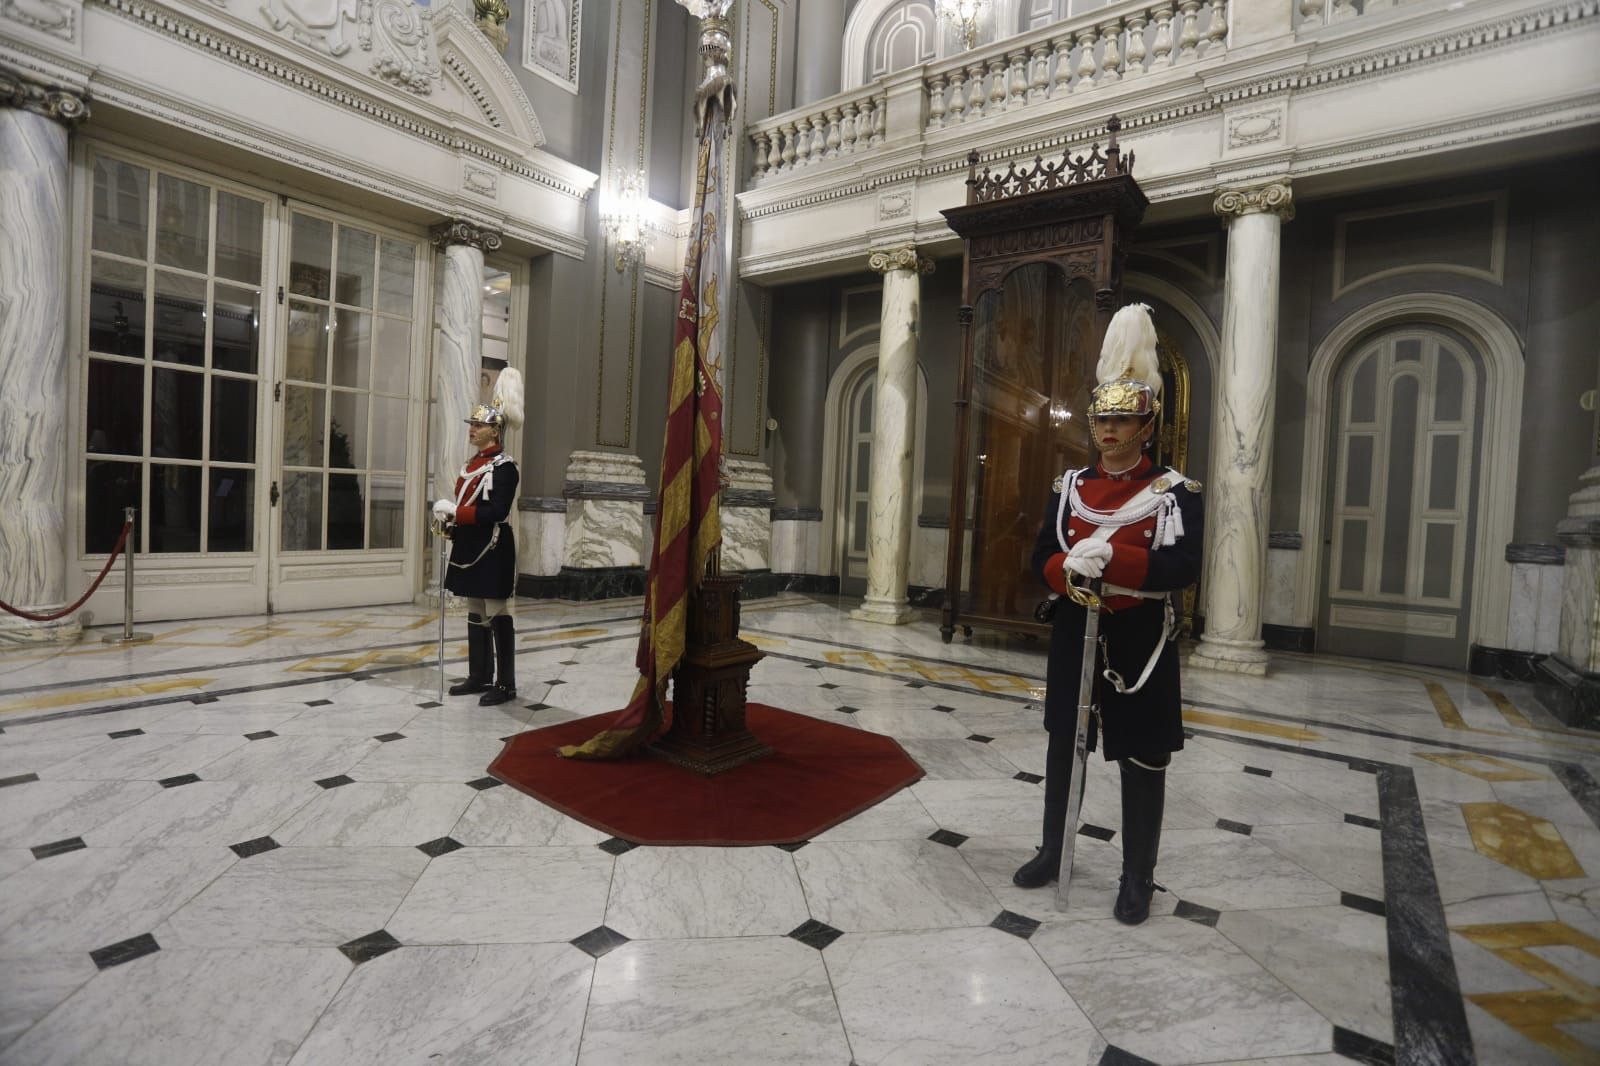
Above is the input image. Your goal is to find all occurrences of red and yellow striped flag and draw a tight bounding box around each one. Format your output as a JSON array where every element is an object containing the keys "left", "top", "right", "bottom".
[{"left": 559, "top": 92, "right": 728, "bottom": 760}]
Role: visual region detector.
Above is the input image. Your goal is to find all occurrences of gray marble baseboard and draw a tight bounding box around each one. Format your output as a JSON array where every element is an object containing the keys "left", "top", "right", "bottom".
[
  {"left": 772, "top": 508, "right": 822, "bottom": 522},
  {"left": 516, "top": 566, "right": 646, "bottom": 601},
  {"left": 1261, "top": 624, "right": 1314, "bottom": 653},
  {"left": 517, "top": 496, "right": 567, "bottom": 513},
  {"left": 1556, "top": 517, "right": 1600, "bottom": 547},
  {"left": 1468, "top": 644, "right": 1547, "bottom": 683},
  {"left": 723, "top": 489, "right": 777, "bottom": 508},
  {"left": 1535, "top": 654, "right": 1600, "bottom": 730},
  {"left": 1268, "top": 531, "right": 1303, "bottom": 551},
  {"left": 1505, "top": 542, "right": 1565, "bottom": 565},
  {"left": 563, "top": 481, "right": 652, "bottom": 502}
]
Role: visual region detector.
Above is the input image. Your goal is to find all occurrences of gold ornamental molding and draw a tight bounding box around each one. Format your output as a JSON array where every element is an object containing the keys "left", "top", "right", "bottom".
[
  {"left": 1213, "top": 181, "right": 1294, "bottom": 222},
  {"left": 0, "top": 67, "right": 89, "bottom": 125},
  {"left": 429, "top": 218, "right": 504, "bottom": 251},
  {"left": 868, "top": 246, "right": 935, "bottom": 275}
]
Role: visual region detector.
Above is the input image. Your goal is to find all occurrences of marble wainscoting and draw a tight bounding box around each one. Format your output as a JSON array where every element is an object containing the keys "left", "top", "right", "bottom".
[
  {"left": 909, "top": 518, "right": 947, "bottom": 606},
  {"left": 515, "top": 498, "right": 566, "bottom": 579},
  {"left": 770, "top": 510, "right": 823, "bottom": 577},
  {"left": 1506, "top": 553, "right": 1564, "bottom": 656},
  {"left": 1261, "top": 534, "right": 1314, "bottom": 653},
  {"left": 562, "top": 451, "right": 647, "bottom": 571},
  {"left": 721, "top": 459, "right": 775, "bottom": 574}
]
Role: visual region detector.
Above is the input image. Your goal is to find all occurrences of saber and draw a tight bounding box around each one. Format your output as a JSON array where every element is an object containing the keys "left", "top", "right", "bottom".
[
  {"left": 436, "top": 534, "right": 447, "bottom": 704},
  {"left": 1055, "top": 576, "right": 1102, "bottom": 911}
]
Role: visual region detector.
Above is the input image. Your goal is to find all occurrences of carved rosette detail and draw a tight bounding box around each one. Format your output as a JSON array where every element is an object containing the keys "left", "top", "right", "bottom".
[
  {"left": 430, "top": 219, "right": 503, "bottom": 251},
  {"left": 1213, "top": 181, "right": 1294, "bottom": 222},
  {"left": 0, "top": 69, "right": 89, "bottom": 125},
  {"left": 868, "top": 246, "right": 935, "bottom": 276}
]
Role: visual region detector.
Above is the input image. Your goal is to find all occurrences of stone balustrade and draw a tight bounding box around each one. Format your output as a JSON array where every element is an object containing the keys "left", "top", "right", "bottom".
[
  {"left": 1295, "top": 0, "right": 1380, "bottom": 29},
  {"left": 746, "top": 0, "right": 1228, "bottom": 183},
  {"left": 747, "top": 85, "right": 888, "bottom": 183}
]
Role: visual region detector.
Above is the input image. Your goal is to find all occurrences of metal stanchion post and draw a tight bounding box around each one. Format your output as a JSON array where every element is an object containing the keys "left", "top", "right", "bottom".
[
  {"left": 437, "top": 536, "right": 447, "bottom": 703},
  {"left": 103, "top": 507, "right": 153, "bottom": 645}
]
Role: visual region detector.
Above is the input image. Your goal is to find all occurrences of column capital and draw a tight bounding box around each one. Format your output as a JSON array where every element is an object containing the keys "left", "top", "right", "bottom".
[
  {"left": 429, "top": 218, "right": 503, "bottom": 252},
  {"left": 868, "top": 246, "right": 935, "bottom": 276},
  {"left": 1213, "top": 180, "right": 1294, "bottom": 223},
  {"left": 0, "top": 68, "right": 89, "bottom": 126}
]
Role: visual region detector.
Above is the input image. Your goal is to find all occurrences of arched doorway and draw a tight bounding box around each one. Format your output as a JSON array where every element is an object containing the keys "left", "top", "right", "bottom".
[{"left": 1318, "top": 328, "right": 1485, "bottom": 668}]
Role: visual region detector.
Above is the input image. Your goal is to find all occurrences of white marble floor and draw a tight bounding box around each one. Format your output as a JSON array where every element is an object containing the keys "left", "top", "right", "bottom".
[{"left": 1, "top": 595, "right": 1598, "bottom": 1065}]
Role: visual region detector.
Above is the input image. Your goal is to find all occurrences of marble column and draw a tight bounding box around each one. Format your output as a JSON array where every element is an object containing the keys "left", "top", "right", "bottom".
[
  {"left": 1190, "top": 181, "right": 1293, "bottom": 676},
  {"left": 0, "top": 73, "right": 89, "bottom": 643},
  {"left": 428, "top": 220, "right": 500, "bottom": 503},
  {"left": 1539, "top": 354, "right": 1600, "bottom": 726},
  {"left": 852, "top": 247, "right": 932, "bottom": 626}
]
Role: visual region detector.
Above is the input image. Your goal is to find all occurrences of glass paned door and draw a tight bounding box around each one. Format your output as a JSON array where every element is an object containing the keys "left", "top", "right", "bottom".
[
  {"left": 81, "top": 151, "right": 272, "bottom": 620},
  {"left": 269, "top": 208, "right": 423, "bottom": 611}
]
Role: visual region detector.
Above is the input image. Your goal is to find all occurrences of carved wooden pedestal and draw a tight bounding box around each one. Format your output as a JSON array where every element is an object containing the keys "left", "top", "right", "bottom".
[{"left": 648, "top": 573, "right": 773, "bottom": 776}]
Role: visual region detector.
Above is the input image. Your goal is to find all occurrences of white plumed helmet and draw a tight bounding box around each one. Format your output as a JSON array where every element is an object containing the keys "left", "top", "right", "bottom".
[{"left": 1089, "top": 303, "right": 1162, "bottom": 418}]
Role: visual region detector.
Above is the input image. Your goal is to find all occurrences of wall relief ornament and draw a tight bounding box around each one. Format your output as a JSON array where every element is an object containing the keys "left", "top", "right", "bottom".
[
  {"left": 429, "top": 218, "right": 503, "bottom": 251},
  {"left": 259, "top": 0, "right": 440, "bottom": 94},
  {"left": 0, "top": 69, "right": 89, "bottom": 124},
  {"left": 868, "top": 246, "right": 935, "bottom": 275},
  {"left": 1213, "top": 181, "right": 1295, "bottom": 221},
  {"left": 1226, "top": 109, "right": 1283, "bottom": 148},
  {"left": 1, "top": 0, "right": 76, "bottom": 40}
]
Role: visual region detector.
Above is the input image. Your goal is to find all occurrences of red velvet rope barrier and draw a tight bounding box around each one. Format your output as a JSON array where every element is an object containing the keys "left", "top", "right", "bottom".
[{"left": 0, "top": 518, "right": 133, "bottom": 622}]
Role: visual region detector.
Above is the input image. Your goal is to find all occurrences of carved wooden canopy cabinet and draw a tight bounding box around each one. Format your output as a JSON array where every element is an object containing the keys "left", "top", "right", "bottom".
[{"left": 938, "top": 118, "right": 1148, "bottom": 643}]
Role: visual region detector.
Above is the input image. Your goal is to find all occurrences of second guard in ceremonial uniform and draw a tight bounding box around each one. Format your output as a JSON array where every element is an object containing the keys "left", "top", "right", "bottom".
[
  {"left": 1012, "top": 304, "right": 1205, "bottom": 925},
  {"left": 432, "top": 369, "right": 523, "bottom": 706}
]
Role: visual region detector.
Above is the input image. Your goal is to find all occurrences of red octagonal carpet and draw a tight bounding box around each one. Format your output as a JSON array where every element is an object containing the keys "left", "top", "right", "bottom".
[{"left": 488, "top": 703, "right": 925, "bottom": 846}]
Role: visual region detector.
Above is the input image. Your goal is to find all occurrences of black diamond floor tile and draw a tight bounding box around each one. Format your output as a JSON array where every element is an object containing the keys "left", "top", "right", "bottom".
[
  {"left": 597, "top": 837, "right": 638, "bottom": 856},
  {"left": 818, "top": 683, "right": 839, "bottom": 690},
  {"left": 1013, "top": 771, "right": 1044, "bottom": 784},
  {"left": 305, "top": 699, "right": 334, "bottom": 707},
  {"left": 1216, "top": 818, "right": 1253, "bottom": 836},
  {"left": 773, "top": 840, "right": 809, "bottom": 852},
  {"left": 990, "top": 909, "right": 1041, "bottom": 940},
  {"left": 374, "top": 732, "right": 406, "bottom": 743},
  {"left": 1078, "top": 823, "right": 1116, "bottom": 842},
  {"left": 571, "top": 925, "right": 631, "bottom": 958},
  {"left": 1173, "top": 900, "right": 1220, "bottom": 927},
  {"left": 339, "top": 929, "right": 402, "bottom": 964},
  {"left": 930, "top": 705, "right": 955, "bottom": 713},
  {"left": 905, "top": 680, "right": 925, "bottom": 689},
  {"left": 787, "top": 919, "right": 843, "bottom": 951},
  {"left": 1098, "top": 1045, "right": 1160, "bottom": 1066},
  {"left": 108, "top": 728, "right": 144, "bottom": 739},
  {"left": 416, "top": 701, "right": 442, "bottom": 709},
  {"left": 928, "top": 829, "right": 968, "bottom": 848},
  {"left": 189, "top": 695, "right": 218, "bottom": 705},
  {"left": 244, "top": 730, "right": 277, "bottom": 741},
  {"left": 1332, "top": 1025, "right": 1396, "bottom": 1066},
  {"left": 1242, "top": 765, "right": 1273, "bottom": 777},
  {"left": 836, "top": 705, "right": 859, "bottom": 715},
  {"left": 526, "top": 702, "right": 551, "bottom": 711},
  {"left": 467, "top": 776, "right": 503, "bottom": 790},
  {"left": 315, "top": 775, "right": 354, "bottom": 789},
  {"left": 966, "top": 734, "right": 994, "bottom": 744},
  {"left": 1344, "top": 813, "right": 1382, "bottom": 830},
  {"left": 1340, "top": 891, "right": 1387, "bottom": 918},
  {"left": 418, "top": 836, "right": 464, "bottom": 857},
  {"left": 90, "top": 933, "right": 160, "bottom": 970},
  {"left": 545, "top": 679, "right": 566, "bottom": 686},
  {"left": 158, "top": 774, "right": 200, "bottom": 788},
  {"left": 560, "top": 660, "right": 581, "bottom": 666},
  {"left": 31, "top": 837, "right": 87, "bottom": 859},
  {"left": 229, "top": 836, "right": 280, "bottom": 859},
  {"left": 0, "top": 773, "right": 40, "bottom": 788}
]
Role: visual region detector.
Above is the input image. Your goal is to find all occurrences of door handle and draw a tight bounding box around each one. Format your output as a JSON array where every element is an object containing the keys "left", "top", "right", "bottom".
[{"left": 270, "top": 481, "right": 280, "bottom": 507}]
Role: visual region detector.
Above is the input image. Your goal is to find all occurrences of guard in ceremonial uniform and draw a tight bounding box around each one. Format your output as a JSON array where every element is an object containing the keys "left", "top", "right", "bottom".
[
  {"left": 1012, "top": 304, "right": 1204, "bottom": 925},
  {"left": 432, "top": 369, "right": 523, "bottom": 706}
]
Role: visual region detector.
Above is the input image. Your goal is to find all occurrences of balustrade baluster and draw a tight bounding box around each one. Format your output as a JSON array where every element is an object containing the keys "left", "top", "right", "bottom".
[
  {"left": 1204, "top": 0, "right": 1229, "bottom": 45},
  {"left": 946, "top": 69, "right": 968, "bottom": 123},
  {"left": 1007, "top": 52, "right": 1029, "bottom": 109},
  {"left": 926, "top": 75, "right": 947, "bottom": 130},
  {"left": 1177, "top": 0, "right": 1202, "bottom": 61},
  {"left": 1125, "top": 13, "right": 1149, "bottom": 75},
  {"left": 1051, "top": 34, "right": 1074, "bottom": 96},
  {"left": 782, "top": 122, "right": 799, "bottom": 170},
  {"left": 1150, "top": 3, "right": 1175, "bottom": 67},
  {"left": 872, "top": 94, "right": 887, "bottom": 144},
  {"left": 967, "top": 63, "right": 988, "bottom": 118},
  {"left": 841, "top": 101, "right": 860, "bottom": 152},
  {"left": 751, "top": 131, "right": 770, "bottom": 178},
  {"left": 1074, "top": 26, "right": 1098, "bottom": 91},
  {"left": 768, "top": 126, "right": 784, "bottom": 172},
  {"left": 1029, "top": 43, "right": 1051, "bottom": 100},
  {"left": 987, "top": 57, "right": 1008, "bottom": 112},
  {"left": 854, "top": 97, "right": 876, "bottom": 147},
  {"left": 1299, "top": 0, "right": 1325, "bottom": 26},
  {"left": 825, "top": 108, "right": 843, "bottom": 158},
  {"left": 1099, "top": 20, "right": 1124, "bottom": 82},
  {"left": 791, "top": 121, "right": 810, "bottom": 166}
]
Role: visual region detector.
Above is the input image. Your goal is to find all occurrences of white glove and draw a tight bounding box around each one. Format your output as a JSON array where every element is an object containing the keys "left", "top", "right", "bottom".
[
  {"left": 432, "top": 499, "right": 457, "bottom": 521},
  {"left": 1064, "top": 539, "right": 1112, "bottom": 580}
]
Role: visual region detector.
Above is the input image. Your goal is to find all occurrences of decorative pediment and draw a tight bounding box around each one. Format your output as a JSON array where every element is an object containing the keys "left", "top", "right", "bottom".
[{"left": 433, "top": 3, "right": 544, "bottom": 148}]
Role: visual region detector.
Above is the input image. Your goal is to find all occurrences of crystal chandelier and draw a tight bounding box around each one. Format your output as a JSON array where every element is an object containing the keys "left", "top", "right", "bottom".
[{"left": 937, "top": 0, "right": 985, "bottom": 50}]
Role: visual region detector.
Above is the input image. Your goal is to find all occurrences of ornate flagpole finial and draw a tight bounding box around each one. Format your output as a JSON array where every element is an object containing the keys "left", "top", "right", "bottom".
[{"left": 678, "top": 0, "right": 738, "bottom": 126}]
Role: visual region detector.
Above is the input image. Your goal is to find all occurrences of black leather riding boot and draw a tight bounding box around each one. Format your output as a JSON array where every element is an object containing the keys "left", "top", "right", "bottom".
[
  {"left": 1113, "top": 757, "right": 1168, "bottom": 924},
  {"left": 448, "top": 614, "right": 490, "bottom": 696},
  {"left": 1013, "top": 733, "right": 1074, "bottom": 888},
  {"left": 479, "top": 614, "right": 518, "bottom": 706}
]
